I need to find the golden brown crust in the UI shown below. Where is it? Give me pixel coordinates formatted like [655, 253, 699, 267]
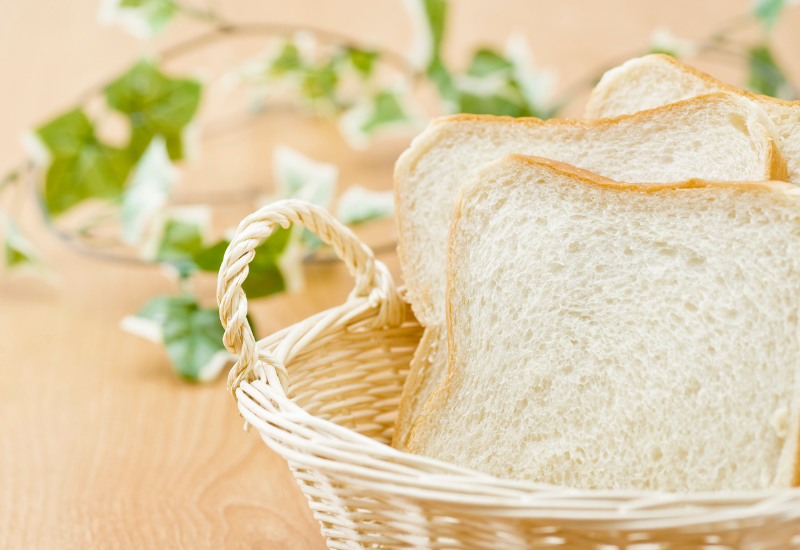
[504, 155, 795, 194]
[647, 54, 800, 109]
[405, 180, 466, 454]
[392, 325, 442, 449]
[435, 91, 745, 127]
[394, 91, 788, 321]
[768, 139, 790, 182]
[586, 54, 800, 118]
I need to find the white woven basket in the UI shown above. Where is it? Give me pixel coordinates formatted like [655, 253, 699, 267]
[217, 199, 800, 549]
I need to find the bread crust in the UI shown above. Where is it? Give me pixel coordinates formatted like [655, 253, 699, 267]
[406, 155, 800, 470]
[396, 93, 789, 452]
[392, 324, 443, 449]
[586, 54, 794, 185]
[395, 93, 787, 322]
[586, 54, 800, 116]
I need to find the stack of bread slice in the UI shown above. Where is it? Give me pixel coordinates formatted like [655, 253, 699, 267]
[392, 55, 800, 492]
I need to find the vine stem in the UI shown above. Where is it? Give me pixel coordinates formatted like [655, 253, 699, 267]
[74, 20, 419, 106]
[0, 167, 21, 196]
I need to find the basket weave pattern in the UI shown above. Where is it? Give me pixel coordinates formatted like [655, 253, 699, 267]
[217, 200, 800, 549]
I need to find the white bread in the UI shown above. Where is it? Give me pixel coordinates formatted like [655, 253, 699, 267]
[392, 92, 787, 449]
[585, 54, 800, 182]
[406, 155, 800, 491]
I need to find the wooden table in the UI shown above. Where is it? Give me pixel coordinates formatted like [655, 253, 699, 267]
[2, 1, 799, 548]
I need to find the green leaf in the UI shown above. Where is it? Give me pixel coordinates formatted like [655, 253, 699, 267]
[36, 108, 94, 157]
[125, 295, 229, 380]
[504, 33, 559, 119]
[347, 47, 379, 77]
[256, 223, 292, 256]
[468, 49, 513, 77]
[300, 62, 339, 102]
[407, 0, 458, 108]
[192, 239, 229, 272]
[105, 0, 177, 38]
[105, 59, 201, 161]
[193, 225, 291, 298]
[193, 225, 291, 271]
[5, 244, 28, 268]
[336, 185, 394, 225]
[269, 42, 303, 75]
[361, 91, 409, 133]
[156, 218, 204, 274]
[3, 219, 39, 270]
[162, 302, 227, 380]
[421, 0, 447, 58]
[428, 58, 459, 108]
[458, 91, 529, 117]
[748, 45, 797, 99]
[36, 109, 132, 216]
[273, 146, 338, 207]
[649, 47, 678, 57]
[241, 258, 285, 298]
[120, 136, 177, 245]
[754, 0, 788, 29]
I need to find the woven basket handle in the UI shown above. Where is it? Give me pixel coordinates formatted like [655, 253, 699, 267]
[217, 199, 402, 396]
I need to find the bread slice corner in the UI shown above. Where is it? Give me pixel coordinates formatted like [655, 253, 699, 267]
[585, 54, 800, 183]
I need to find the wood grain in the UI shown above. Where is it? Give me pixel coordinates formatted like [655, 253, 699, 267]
[1, 1, 800, 548]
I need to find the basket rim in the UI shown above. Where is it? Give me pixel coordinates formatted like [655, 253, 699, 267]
[238, 376, 800, 529]
[219, 199, 800, 534]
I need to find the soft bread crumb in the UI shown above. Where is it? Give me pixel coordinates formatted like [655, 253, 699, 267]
[406, 156, 800, 492]
[392, 92, 787, 449]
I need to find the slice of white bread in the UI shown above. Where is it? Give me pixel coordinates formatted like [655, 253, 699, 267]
[406, 155, 800, 491]
[585, 54, 800, 182]
[392, 92, 787, 449]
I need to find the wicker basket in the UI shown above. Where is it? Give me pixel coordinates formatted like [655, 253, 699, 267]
[217, 199, 800, 549]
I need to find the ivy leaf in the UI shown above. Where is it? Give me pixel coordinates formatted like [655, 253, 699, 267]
[98, 0, 177, 39]
[192, 239, 229, 272]
[273, 146, 338, 207]
[269, 41, 303, 75]
[427, 58, 460, 108]
[272, 146, 337, 251]
[2, 216, 45, 272]
[141, 207, 209, 276]
[156, 218, 204, 275]
[300, 62, 339, 102]
[419, 0, 456, 106]
[361, 91, 409, 133]
[120, 295, 232, 381]
[35, 109, 132, 216]
[105, 59, 201, 161]
[346, 47, 379, 77]
[239, 256, 285, 298]
[504, 33, 559, 119]
[748, 45, 797, 99]
[458, 90, 529, 117]
[337, 185, 394, 225]
[339, 91, 416, 149]
[404, 0, 457, 108]
[120, 136, 178, 245]
[194, 225, 292, 299]
[753, 0, 796, 29]
[421, 0, 447, 61]
[467, 49, 513, 77]
[162, 302, 228, 381]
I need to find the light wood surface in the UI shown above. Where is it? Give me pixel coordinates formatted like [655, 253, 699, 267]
[2, 1, 800, 548]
